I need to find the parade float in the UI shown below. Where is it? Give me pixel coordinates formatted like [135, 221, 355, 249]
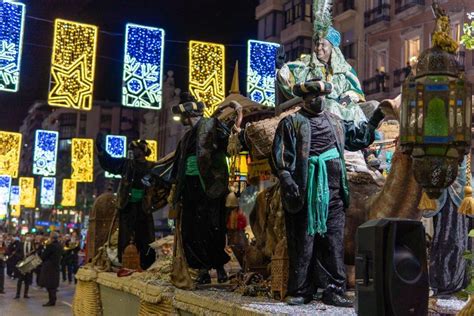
[72, 2, 474, 316]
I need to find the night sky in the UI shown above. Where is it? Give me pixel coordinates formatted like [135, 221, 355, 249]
[0, 0, 258, 131]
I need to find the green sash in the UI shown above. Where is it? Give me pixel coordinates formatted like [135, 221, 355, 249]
[185, 155, 205, 189]
[307, 147, 341, 236]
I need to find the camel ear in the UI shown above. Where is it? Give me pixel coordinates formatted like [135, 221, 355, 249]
[379, 95, 400, 122]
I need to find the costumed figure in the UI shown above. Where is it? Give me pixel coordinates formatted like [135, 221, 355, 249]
[168, 93, 231, 284]
[272, 73, 385, 307]
[277, 0, 380, 178]
[96, 137, 157, 270]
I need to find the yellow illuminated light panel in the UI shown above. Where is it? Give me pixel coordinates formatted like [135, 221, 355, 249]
[71, 138, 94, 182]
[61, 179, 76, 207]
[0, 131, 21, 178]
[189, 40, 225, 117]
[48, 19, 98, 111]
[146, 140, 158, 162]
[25, 188, 36, 208]
[10, 204, 20, 217]
[19, 177, 34, 206]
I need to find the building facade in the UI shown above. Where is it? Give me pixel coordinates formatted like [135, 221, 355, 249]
[255, 0, 474, 100]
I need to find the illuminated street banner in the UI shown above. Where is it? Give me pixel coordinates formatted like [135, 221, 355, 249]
[0, 175, 11, 209]
[33, 130, 59, 176]
[40, 177, 55, 206]
[61, 179, 76, 207]
[19, 176, 34, 206]
[247, 40, 280, 107]
[71, 138, 94, 182]
[25, 188, 36, 208]
[122, 24, 165, 110]
[9, 185, 19, 205]
[105, 135, 127, 178]
[48, 19, 98, 110]
[145, 139, 157, 162]
[189, 40, 225, 117]
[0, 131, 22, 178]
[0, 1, 25, 92]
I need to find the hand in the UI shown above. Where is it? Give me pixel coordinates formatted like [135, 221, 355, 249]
[369, 106, 385, 128]
[279, 172, 300, 199]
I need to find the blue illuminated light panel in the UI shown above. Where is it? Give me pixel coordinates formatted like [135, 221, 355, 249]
[9, 185, 19, 205]
[247, 40, 280, 107]
[0, 1, 25, 92]
[40, 177, 55, 206]
[122, 23, 165, 110]
[0, 175, 11, 206]
[105, 135, 127, 178]
[33, 130, 59, 176]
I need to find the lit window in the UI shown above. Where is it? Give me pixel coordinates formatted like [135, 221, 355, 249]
[405, 37, 420, 66]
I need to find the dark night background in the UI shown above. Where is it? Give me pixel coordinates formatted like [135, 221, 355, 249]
[0, 0, 258, 131]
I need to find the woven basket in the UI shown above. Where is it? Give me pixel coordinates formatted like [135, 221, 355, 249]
[244, 107, 299, 160]
[72, 279, 102, 316]
[271, 238, 288, 301]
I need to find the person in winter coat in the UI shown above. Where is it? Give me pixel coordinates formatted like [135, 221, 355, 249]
[39, 232, 63, 306]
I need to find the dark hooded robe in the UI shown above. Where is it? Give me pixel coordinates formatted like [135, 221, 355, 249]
[272, 108, 378, 298]
[170, 117, 231, 270]
[97, 143, 157, 270]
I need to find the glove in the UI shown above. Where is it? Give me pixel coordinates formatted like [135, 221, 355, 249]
[368, 106, 385, 128]
[141, 174, 153, 187]
[279, 171, 300, 199]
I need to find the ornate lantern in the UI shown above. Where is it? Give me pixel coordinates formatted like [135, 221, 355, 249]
[400, 6, 472, 198]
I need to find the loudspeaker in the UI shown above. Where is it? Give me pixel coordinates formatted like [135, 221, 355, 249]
[355, 218, 428, 316]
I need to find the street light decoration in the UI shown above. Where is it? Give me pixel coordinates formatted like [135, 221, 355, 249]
[122, 23, 165, 110]
[19, 176, 34, 206]
[247, 40, 280, 107]
[0, 175, 11, 211]
[0, 131, 22, 178]
[0, 0, 25, 92]
[399, 3, 472, 198]
[145, 139, 157, 162]
[48, 19, 98, 111]
[9, 185, 19, 206]
[61, 179, 76, 207]
[40, 177, 56, 206]
[33, 130, 59, 176]
[105, 135, 126, 178]
[71, 138, 94, 182]
[189, 40, 225, 117]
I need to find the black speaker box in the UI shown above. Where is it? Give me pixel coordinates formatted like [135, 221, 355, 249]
[355, 218, 429, 316]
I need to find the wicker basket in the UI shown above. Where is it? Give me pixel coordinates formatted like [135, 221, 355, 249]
[73, 279, 102, 315]
[244, 107, 299, 160]
[271, 238, 288, 301]
[138, 299, 174, 315]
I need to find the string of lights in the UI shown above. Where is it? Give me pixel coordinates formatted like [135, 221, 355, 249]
[247, 40, 280, 107]
[189, 40, 226, 117]
[33, 130, 59, 176]
[0, 1, 25, 92]
[48, 19, 98, 111]
[122, 24, 165, 110]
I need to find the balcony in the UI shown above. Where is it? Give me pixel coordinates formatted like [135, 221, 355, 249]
[457, 50, 466, 71]
[363, 74, 390, 96]
[364, 4, 390, 28]
[392, 68, 409, 88]
[395, 0, 425, 14]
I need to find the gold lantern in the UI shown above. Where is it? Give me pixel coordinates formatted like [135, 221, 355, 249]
[400, 3, 472, 198]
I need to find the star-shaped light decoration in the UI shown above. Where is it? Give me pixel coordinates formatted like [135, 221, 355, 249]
[49, 55, 93, 109]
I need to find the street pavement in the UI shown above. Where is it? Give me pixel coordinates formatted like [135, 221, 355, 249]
[0, 274, 74, 316]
